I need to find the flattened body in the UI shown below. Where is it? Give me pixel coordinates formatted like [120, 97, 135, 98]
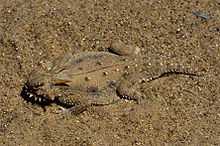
[21, 40, 199, 114]
[50, 52, 132, 92]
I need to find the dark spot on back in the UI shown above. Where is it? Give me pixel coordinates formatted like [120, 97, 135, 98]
[87, 86, 99, 93]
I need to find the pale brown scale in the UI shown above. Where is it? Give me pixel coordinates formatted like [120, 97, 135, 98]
[96, 61, 103, 65]
[103, 72, 108, 76]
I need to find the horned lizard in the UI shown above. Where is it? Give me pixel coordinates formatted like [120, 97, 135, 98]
[21, 40, 199, 114]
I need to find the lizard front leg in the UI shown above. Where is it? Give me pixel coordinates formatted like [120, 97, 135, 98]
[54, 88, 120, 115]
[54, 91, 91, 115]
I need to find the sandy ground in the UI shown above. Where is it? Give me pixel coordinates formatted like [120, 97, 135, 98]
[0, 0, 220, 145]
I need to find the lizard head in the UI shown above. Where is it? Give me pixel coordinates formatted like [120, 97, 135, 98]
[21, 70, 55, 104]
[21, 69, 72, 106]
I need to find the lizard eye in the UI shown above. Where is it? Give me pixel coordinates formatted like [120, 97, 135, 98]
[32, 82, 44, 89]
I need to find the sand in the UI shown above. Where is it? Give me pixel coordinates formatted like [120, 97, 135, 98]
[0, 0, 219, 145]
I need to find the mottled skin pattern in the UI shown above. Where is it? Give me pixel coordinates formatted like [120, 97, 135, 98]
[21, 41, 199, 114]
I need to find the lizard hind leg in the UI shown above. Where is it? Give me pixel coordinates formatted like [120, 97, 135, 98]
[116, 79, 145, 104]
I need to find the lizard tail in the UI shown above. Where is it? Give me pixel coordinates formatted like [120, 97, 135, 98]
[142, 67, 203, 83]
